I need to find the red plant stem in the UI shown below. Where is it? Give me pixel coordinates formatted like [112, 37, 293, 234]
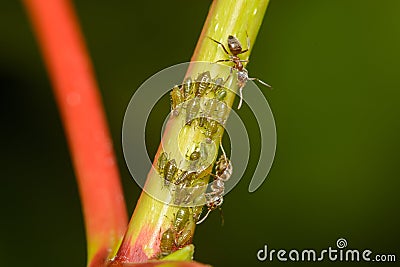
[23, 0, 128, 264]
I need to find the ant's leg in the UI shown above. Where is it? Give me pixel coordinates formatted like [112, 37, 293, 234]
[223, 66, 234, 85]
[237, 31, 251, 56]
[207, 36, 230, 55]
[214, 59, 232, 64]
[219, 140, 227, 161]
[238, 48, 249, 55]
[237, 86, 244, 109]
[248, 77, 272, 88]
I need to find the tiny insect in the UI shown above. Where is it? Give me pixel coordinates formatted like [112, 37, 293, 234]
[170, 85, 185, 116]
[157, 152, 168, 175]
[189, 151, 200, 161]
[174, 171, 197, 186]
[204, 119, 219, 144]
[182, 77, 193, 98]
[191, 206, 204, 223]
[185, 97, 200, 125]
[198, 98, 215, 127]
[196, 143, 232, 224]
[195, 71, 212, 97]
[159, 208, 193, 257]
[160, 228, 176, 256]
[172, 207, 191, 232]
[213, 77, 227, 101]
[163, 159, 178, 186]
[209, 35, 271, 109]
[174, 171, 199, 205]
[214, 100, 228, 125]
[175, 229, 192, 248]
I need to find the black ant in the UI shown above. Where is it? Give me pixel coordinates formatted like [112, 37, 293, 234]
[209, 35, 271, 109]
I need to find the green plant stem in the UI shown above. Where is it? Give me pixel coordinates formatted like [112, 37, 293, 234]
[112, 0, 270, 263]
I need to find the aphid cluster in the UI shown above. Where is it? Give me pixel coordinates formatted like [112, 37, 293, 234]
[156, 61, 238, 258]
[209, 34, 271, 109]
[159, 207, 194, 257]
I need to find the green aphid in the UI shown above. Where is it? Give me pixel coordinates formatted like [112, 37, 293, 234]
[175, 229, 192, 248]
[205, 120, 219, 143]
[160, 228, 176, 256]
[215, 88, 227, 101]
[214, 100, 228, 125]
[185, 97, 200, 125]
[163, 159, 178, 186]
[195, 71, 212, 97]
[170, 85, 185, 115]
[189, 151, 200, 161]
[191, 206, 203, 223]
[174, 171, 197, 186]
[182, 77, 193, 98]
[173, 207, 191, 232]
[157, 152, 168, 175]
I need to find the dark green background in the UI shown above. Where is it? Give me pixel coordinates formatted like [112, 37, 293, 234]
[1, 1, 399, 266]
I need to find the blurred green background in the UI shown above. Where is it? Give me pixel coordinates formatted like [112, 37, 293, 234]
[1, 0, 399, 266]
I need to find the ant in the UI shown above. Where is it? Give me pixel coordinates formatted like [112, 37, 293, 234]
[196, 142, 232, 225]
[208, 35, 271, 109]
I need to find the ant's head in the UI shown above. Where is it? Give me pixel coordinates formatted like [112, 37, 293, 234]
[227, 35, 243, 55]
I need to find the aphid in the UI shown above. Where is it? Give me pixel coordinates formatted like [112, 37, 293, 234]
[173, 207, 191, 232]
[159, 208, 193, 257]
[209, 35, 271, 109]
[198, 98, 216, 127]
[175, 229, 192, 248]
[215, 88, 227, 101]
[173, 171, 199, 205]
[189, 151, 200, 161]
[213, 77, 227, 101]
[176, 178, 208, 206]
[191, 206, 204, 223]
[182, 77, 193, 98]
[170, 85, 185, 116]
[157, 152, 168, 175]
[160, 228, 176, 256]
[197, 143, 232, 225]
[174, 171, 197, 186]
[163, 159, 178, 186]
[214, 100, 228, 125]
[198, 99, 211, 127]
[205, 119, 219, 143]
[185, 97, 200, 125]
[195, 71, 212, 97]
[198, 116, 207, 128]
[203, 98, 218, 119]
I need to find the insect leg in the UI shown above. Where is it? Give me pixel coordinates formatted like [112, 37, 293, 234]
[248, 77, 272, 88]
[208, 36, 230, 55]
[219, 140, 227, 161]
[237, 31, 250, 55]
[214, 59, 232, 64]
[237, 86, 244, 109]
[196, 209, 211, 225]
